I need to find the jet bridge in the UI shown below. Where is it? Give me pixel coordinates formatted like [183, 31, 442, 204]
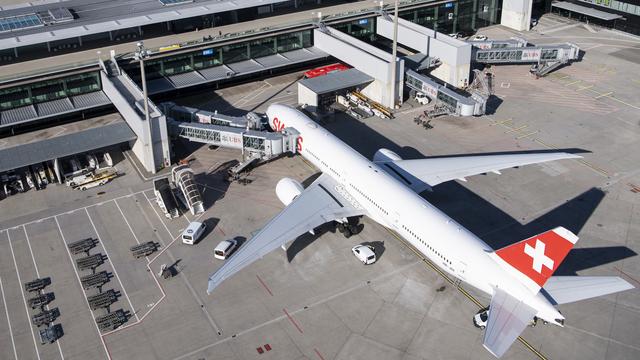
[467, 37, 528, 50]
[160, 102, 265, 130]
[171, 120, 300, 177]
[405, 70, 486, 117]
[473, 43, 580, 76]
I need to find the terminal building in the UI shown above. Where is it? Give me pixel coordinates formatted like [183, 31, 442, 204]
[0, 0, 582, 179]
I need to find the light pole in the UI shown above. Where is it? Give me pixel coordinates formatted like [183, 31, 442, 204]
[389, 0, 399, 109]
[134, 41, 155, 173]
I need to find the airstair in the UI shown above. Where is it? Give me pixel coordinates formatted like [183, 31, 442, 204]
[473, 43, 580, 76]
[171, 165, 204, 215]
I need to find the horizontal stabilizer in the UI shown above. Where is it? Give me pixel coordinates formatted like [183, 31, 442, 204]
[543, 276, 634, 305]
[483, 288, 537, 358]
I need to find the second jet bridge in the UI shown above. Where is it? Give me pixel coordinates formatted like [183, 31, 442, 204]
[473, 43, 580, 76]
[405, 70, 486, 117]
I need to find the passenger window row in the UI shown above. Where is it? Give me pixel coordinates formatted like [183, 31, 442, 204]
[401, 224, 451, 265]
[348, 183, 389, 215]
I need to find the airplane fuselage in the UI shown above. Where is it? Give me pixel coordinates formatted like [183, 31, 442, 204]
[267, 104, 563, 325]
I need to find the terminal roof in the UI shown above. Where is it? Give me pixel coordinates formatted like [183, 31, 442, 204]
[0, 119, 135, 172]
[298, 68, 374, 95]
[0, 0, 287, 50]
[551, 1, 623, 21]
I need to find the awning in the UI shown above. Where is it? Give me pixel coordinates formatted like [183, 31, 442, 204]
[298, 68, 374, 95]
[552, 2, 623, 21]
[0, 120, 136, 172]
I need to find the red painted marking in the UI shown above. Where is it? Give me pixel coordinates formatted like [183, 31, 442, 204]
[264, 344, 272, 351]
[615, 267, 640, 287]
[296, 136, 303, 152]
[496, 229, 574, 287]
[272, 117, 286, 132]
[257, 347, 264, 354]
[256, 274, 273, 296]
[283, 308, 303, 334]
[314, 348, 326, 360]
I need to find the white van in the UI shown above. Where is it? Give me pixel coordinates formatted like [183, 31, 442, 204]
[182, 221, 206, 245]
[214, 239, 238, 260]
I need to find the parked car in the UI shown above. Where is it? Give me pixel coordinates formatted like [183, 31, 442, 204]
[415, 92, 431, 105]
[473, 308, 490, 329]
[471, 34, 488, 41]
[351, 244, 376, 265]
[214, 239, 238, 260]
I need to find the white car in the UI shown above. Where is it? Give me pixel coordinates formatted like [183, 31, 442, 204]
[415, 92, 431, 105]
[473, 308, 489, 329]
[214, 239, 238, 260]
[471, 34, 488, 41]
[474, 307, 538, 329]
[351, 244, 376, 265]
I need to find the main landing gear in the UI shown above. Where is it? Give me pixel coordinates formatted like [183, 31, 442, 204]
[336, 217, 363, 238]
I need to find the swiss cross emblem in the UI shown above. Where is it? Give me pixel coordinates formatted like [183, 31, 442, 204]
[524, 239, 554, 274]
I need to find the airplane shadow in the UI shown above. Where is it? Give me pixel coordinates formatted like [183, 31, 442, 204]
[306, 111, 636, 275]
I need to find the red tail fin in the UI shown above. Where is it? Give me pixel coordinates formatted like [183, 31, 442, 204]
[495, 227, 578, 290]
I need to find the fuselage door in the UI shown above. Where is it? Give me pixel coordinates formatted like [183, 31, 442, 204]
[457, 260, 467, 280]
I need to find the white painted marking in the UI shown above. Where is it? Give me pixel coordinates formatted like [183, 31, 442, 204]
[6, 231, 42, 360]
[0, 275, 18, 360]
[0, 187, 153, 234]
[84, 208, 140, 322]
[53, 217, 110, 360]
[524, 239, 554, 273]
[23, 226, 65, 359]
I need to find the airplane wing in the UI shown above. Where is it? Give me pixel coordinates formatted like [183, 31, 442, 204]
[543, 276, 634, 305]
[386, 153, 581, 188]
[483, 288, 537, 358]
[207, 174, 364, 294]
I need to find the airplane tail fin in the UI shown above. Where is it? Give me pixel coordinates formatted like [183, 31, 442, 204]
[495, 227, 578, 293]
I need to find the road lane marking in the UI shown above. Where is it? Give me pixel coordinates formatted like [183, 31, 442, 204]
[84, 208, 140, 322]
[7, 230, 42, 360]
[54, 217, 109, 360]
[0, 275, 18, 360]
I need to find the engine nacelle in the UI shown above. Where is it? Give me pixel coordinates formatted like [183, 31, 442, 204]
[373, 148, 402, 163]
[275, 177, 304, 206]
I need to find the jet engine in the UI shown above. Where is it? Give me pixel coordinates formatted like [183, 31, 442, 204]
[373, 148, 402, 163]
[275, 177, 304, 206]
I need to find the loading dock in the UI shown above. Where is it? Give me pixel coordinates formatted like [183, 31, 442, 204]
[297, 68, 374, 113]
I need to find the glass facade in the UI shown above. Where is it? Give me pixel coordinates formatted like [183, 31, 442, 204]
[0, 72, 101, 111]
[400, 0, 502, 34]
[124, 29, 313, 83]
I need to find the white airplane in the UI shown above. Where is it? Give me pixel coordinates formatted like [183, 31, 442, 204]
[208, 104, 634, 357]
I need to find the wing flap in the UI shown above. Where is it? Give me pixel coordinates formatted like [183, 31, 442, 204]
[207, 174, 363, 294]
[392, 153, 581, 187]
[483, 288, 537, 358]
[543, 276, 634, 305]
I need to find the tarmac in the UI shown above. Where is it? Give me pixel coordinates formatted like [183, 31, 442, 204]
[0, 13, 639, 360]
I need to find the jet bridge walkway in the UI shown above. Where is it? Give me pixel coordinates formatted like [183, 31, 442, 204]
[473, 43, 580, 76]
[170, 118, 300, 178]
[467, 37, 528, 50]
[405, 70, 487, 117]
